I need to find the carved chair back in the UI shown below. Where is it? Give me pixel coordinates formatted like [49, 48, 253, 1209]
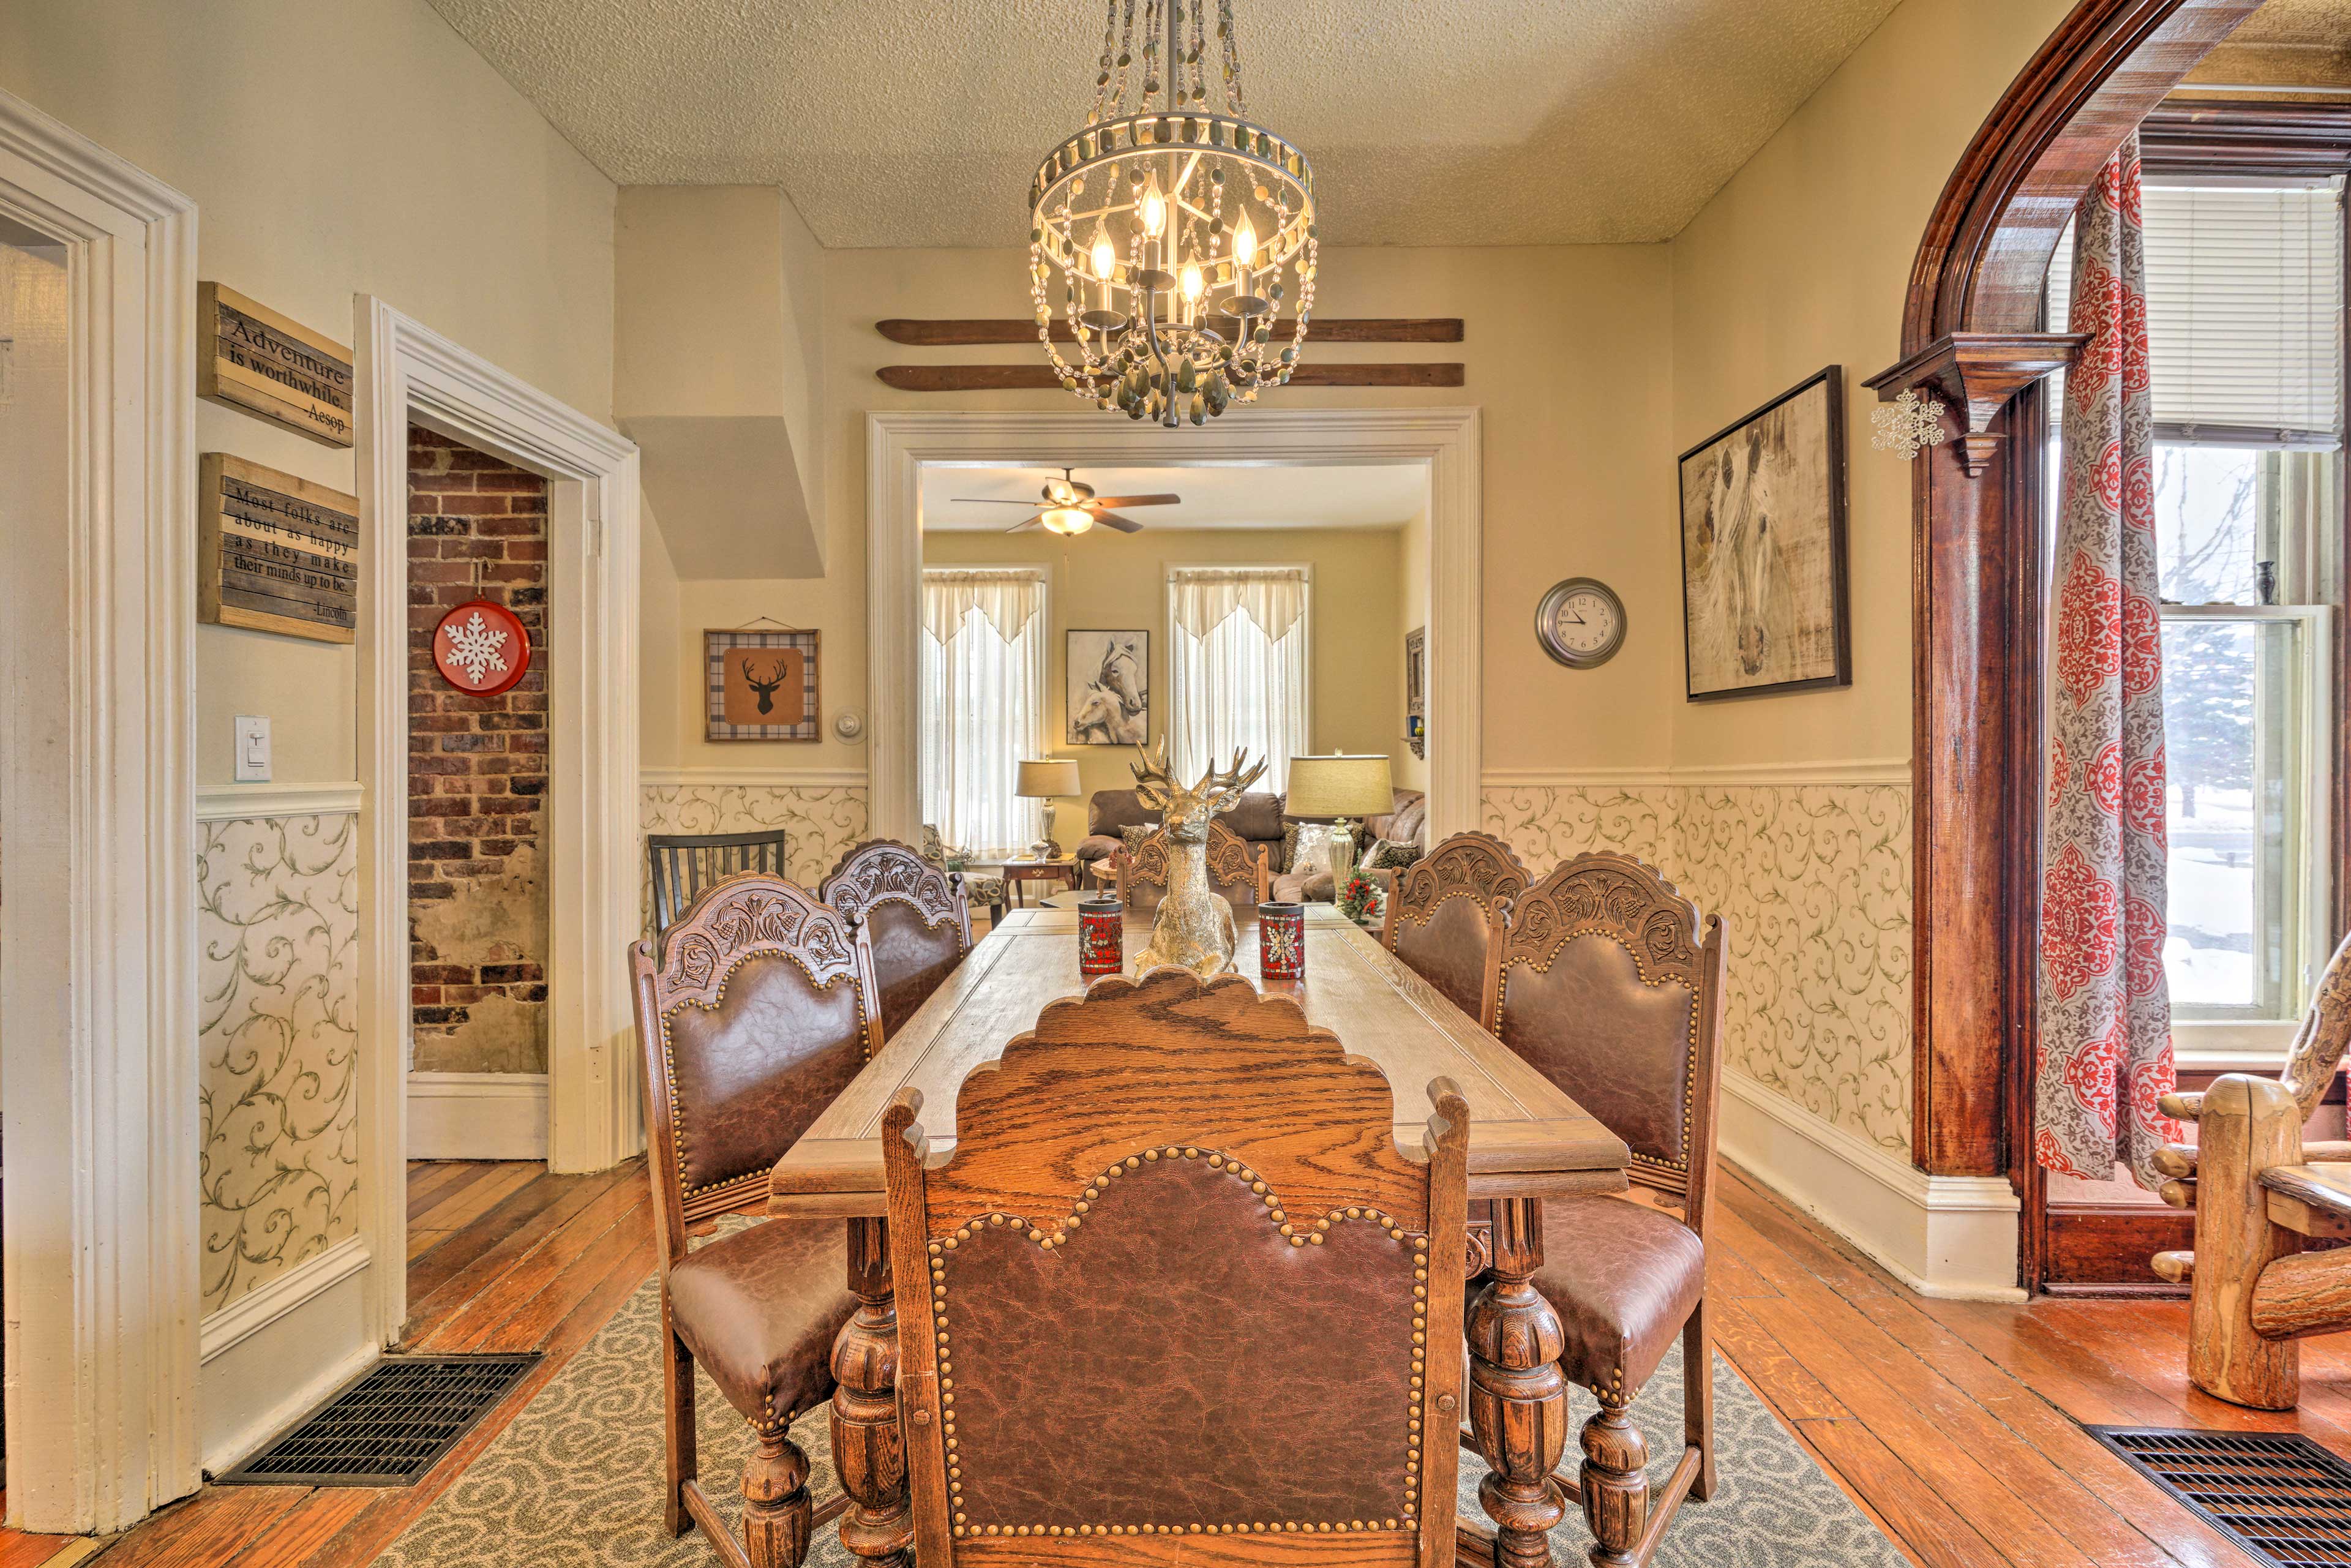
[1491, 852, 1726, 1234]
[647, 828, 791, 939]
[1380, 831, 1530, 1026]
[2279, 927, 2351, 1122]
[881, 968, 1468, 1562]
[820, 839, 972, 1042]
[628, 872, 882, 1260]
[1113, 818, 1268, 920]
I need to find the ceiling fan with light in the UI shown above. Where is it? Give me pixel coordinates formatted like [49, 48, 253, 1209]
[952, 467, 1180, 535]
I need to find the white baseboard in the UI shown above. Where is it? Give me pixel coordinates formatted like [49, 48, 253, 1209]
[198, 1240, 377, 1474]
[408, 1071, 549, 1160]
[1717, 1071, 2025, 1302]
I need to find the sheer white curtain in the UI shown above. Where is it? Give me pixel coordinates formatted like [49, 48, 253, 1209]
[1167, 566, 1310, 793]
[921, 569, 1046, 858]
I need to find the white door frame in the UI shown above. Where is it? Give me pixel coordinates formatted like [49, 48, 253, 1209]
[0, 93, 200, 1532]
[353, 298, 641, 1353]
[868, 408, 1482, 841]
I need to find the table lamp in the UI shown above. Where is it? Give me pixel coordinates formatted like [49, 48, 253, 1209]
[1283, 753, 1394, 887]
[1016, 758, 1084, 861]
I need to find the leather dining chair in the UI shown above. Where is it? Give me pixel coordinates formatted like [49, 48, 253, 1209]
[628, 872, 886, 1568]
[1380, 830, 1530, 1024]
[1487, 851, 1727, 1566]
[820, 838, 973, 1042]
[878, 966, 1470, 1561]
[1106, 817, 1271, 920]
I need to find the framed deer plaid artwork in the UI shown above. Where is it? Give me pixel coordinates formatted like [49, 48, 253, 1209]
[705, 626, 820, 741]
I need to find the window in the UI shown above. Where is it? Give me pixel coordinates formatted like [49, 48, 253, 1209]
[1166, 565, 1310, 793]
[920, 569, 1046, 860]
[2049, 176, 2343, 1035]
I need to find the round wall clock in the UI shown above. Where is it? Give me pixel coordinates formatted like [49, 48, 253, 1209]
[432, 598, 532, 696]
[1534, 578, 1627, 669]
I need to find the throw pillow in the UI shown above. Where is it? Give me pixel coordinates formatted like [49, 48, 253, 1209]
[1120, 823, 1157, 856]
[1283, 822, 1348, 881]
[1363, 837, 1422, 872]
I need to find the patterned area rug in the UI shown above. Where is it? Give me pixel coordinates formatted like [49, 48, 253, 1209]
[378, 1225, 1905, 1567]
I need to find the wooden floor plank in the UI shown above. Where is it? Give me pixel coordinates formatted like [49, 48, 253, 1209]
[1716, 1207, 2118, 1568]
[1797, 1417, 2012, 1568]
[1717, 1175, 2255, 1568]
[402, 1160, 487, 1220]
[413, 1177, 649, 1353]
[402, 1161, 640, 1343]
[0, 1532, 83, 1568]
[1708, 1297, 1851, 1422]
[406, 1161, 541, 1241]
[224, 1490, 377, 1568]
[88, 1486, 309, 1567]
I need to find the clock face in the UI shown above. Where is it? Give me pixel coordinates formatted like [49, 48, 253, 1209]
[1536, 579, 1627, 669]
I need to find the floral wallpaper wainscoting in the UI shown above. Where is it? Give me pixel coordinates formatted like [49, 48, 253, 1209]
[197, 812, 361, 1316]
[1482, 775, 1913, 1157]
[640, 780, 870, 925]
[1483, 784, 1676, 870]
[1678, 784, 1913, 1155]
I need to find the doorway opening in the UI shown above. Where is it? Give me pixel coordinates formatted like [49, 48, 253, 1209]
[915, 460, 1433, 929]
[402, 428, 553, 1285]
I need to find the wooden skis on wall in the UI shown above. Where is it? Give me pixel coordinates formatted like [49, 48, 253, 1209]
[878, 317, 1462, 344]
[877, 362, 1463, 391]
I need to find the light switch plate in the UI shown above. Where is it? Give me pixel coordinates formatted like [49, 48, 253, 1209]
[233, 715, 272, 783]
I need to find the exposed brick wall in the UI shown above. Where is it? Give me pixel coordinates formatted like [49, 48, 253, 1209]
[407, 427, 550, 1073]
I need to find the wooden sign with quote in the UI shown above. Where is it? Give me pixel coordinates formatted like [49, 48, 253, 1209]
[199, 454, 358, 643]
[197, 282, 354, 448]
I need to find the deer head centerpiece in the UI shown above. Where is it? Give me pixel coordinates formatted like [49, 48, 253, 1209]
[1127, 740, 1267, 978]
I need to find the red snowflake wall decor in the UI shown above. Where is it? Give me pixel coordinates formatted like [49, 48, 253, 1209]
[432, 599, 531, 696]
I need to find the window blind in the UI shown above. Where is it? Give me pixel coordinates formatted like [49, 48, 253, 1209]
[2047, 178, 2344, 446]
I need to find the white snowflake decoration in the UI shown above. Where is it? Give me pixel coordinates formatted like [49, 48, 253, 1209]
[441, 610, 510, 684]
[1871, 387, 1951, 460]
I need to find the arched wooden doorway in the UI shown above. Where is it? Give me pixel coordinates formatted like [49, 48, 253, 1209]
[1864, 0, 2273, 1288]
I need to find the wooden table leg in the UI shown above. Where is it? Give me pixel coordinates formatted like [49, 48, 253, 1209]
[1467, 1196, 1567, 1568]
[830, 1217, 913, 1567]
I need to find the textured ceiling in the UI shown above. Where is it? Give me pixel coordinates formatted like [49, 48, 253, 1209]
[424, 0, 1904, 246]
[920, 463, 1424, 530]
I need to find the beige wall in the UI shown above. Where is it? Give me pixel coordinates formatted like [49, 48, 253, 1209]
[1395, 508, 1432, 792]
[653, 243, 1679, 789]
[1665, 0, 2075, 770]
[921, 527, 1403, 847]
[0, 0, 618, 786]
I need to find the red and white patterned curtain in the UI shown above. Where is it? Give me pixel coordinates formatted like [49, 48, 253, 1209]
[2037, 135, 2181, 1191]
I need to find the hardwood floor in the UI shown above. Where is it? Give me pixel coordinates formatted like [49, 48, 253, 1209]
[35, 1155, 2351, 1566]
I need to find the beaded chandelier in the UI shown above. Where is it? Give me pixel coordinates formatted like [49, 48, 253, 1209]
[1028, 0, 1317, 427]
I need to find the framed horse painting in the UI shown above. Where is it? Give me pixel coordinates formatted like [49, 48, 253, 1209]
[1067, 628, 1149, 745]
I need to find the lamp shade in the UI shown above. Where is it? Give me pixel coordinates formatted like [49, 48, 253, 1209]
[1016, 759, 1083, 799]
[1283, 754, 1394, 819]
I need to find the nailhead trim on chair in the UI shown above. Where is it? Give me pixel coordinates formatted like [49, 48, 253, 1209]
[658, 951, 875, 1202]
[926, 1145, 1428, 1539]
[1494, 932, 1700, 1181]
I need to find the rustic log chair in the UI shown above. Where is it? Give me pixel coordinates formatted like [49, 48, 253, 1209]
[1104, 817, 1272, 919]
[879, 966, 1470, 1562]
[648, 828, 792, 938]
[1379, 830, 1531, 1026]
[628, 872, 885, 1568]
[2151, 928, 2351, 1411]
[1485, 852, 1727, 1566]
[820, 839, 973, 1043]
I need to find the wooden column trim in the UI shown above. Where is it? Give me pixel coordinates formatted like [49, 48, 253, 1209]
[1880, 0, 2260, 1208]
[1864, 332, 2086, 477]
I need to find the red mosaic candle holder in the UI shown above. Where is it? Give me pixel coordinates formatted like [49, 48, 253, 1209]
[1078, 897, 1125, 977]
[1258, 901, 1306, 979]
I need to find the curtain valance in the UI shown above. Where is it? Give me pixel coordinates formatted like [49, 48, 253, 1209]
[1168, 567, 1307, 642]
[923, 570, 1044, 645]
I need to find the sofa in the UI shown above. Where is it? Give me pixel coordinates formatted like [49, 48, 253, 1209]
[1073, 786, 1426, 904]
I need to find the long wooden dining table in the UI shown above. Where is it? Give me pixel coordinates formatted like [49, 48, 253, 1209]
[768, 904, 1630, 1567]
